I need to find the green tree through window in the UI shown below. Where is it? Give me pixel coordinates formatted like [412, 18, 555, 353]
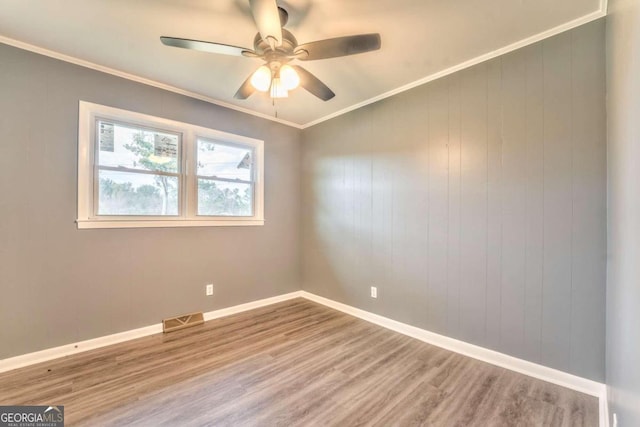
[98, 129, 178, 216]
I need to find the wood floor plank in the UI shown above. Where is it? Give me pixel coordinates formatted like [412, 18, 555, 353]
[0, 298, 598, 426]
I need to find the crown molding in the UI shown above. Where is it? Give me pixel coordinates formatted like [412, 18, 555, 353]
[0, 34, 303, 130]
[0, 2, 607, 131]
[301, 5, 608, 129]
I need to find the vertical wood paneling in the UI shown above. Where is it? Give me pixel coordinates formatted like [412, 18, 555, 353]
[390, 96, 411, 323]
[541, 32, 574, 373]
[350, 113, 373, 305]
[387, 93, 430, 326]
[523, 44, 545, 364]
[370, 103, 395, 313]
[361, 107, 378, 312]
[458, 64, 488, 345]
[405, 91, 431, 328]
[569, 21, 606, 378]
[343, 120, 357, 301]
[301, 21, 606, 381]
[500, 50, 528, 358]
[447, 74, 462, 337]
[486, 58, 503, 350]
[427, 79, 450, 333]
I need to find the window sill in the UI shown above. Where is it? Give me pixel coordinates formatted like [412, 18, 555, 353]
[76, 218, 265, 229]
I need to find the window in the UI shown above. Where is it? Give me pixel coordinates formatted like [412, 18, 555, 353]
[78, 101, 264, 229]
[196, 139, 254, 217]
[96, 120, 182, 216]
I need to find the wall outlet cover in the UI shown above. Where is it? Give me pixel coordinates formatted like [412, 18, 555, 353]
[206, 284, 214, 296]
[371, 286, 378, 299]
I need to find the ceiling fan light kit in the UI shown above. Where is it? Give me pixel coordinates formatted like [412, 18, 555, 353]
[279, 64, 300, 91]
[249, 63, 300, 98]
[160, 0, 381, 102]
[270, 77, 288, 98]
[250, 65, 272, 92]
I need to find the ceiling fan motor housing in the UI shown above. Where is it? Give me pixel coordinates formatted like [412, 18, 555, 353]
[253, 29, 298, 57]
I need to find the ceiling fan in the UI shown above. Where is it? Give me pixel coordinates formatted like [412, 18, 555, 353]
[160, 0, 381, 101]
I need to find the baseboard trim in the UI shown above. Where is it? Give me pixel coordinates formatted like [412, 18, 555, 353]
[299, 291, 609, 427]
[0, 323, 163, 375]
[0, 291, 304, 374]
[0, 289, 608, 426]
[202, 291, 304, 322]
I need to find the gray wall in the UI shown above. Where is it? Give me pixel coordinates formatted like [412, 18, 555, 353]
[0, 43, 302, 359]
[606, 0, 640, 424]
[301, 21, 606, 381]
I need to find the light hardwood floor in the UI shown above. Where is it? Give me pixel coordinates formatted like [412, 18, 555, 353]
[0, 298, 598, 426]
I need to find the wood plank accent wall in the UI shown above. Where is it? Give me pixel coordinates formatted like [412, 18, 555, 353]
[301, 20, 606, 381]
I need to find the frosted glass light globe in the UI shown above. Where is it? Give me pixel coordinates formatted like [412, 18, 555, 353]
[280, 64, 300, 90]
[251, 66, 272, 92]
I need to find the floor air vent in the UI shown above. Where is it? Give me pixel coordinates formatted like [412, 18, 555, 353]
[162, 312, 204, 333]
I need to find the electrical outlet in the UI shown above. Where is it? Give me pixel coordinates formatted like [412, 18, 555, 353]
[370, 286, 378, 299]
[206, 284, 214, 296]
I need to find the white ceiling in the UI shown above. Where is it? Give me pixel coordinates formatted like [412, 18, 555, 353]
[0, 0, 605, 127]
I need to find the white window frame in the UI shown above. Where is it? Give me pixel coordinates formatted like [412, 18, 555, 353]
[77, 101, 265, 229]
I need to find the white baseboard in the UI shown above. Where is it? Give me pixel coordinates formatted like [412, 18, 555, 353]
[0, 323, 163, 375]
[0, 289, 608, 426]
[202, 291, 304, 322]
[0, 291, 303, 374]
[299, 291, 609, 427]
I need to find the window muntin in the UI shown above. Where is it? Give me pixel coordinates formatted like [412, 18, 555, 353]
[77, 101, 264, 229]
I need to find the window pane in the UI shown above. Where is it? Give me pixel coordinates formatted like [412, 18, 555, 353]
[197, 139, 252, 181]
[198, 179, 253, 217]
[98, 120, 180, 173]
[98, 170, 179, 216]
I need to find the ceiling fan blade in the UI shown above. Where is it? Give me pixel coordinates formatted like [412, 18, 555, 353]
[160, 36, 255, 57]
[295, 34, 381, 61]
[249, 0, 283, 48]
[234, 72, 257, 99]
[290, 65, 335, 101]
